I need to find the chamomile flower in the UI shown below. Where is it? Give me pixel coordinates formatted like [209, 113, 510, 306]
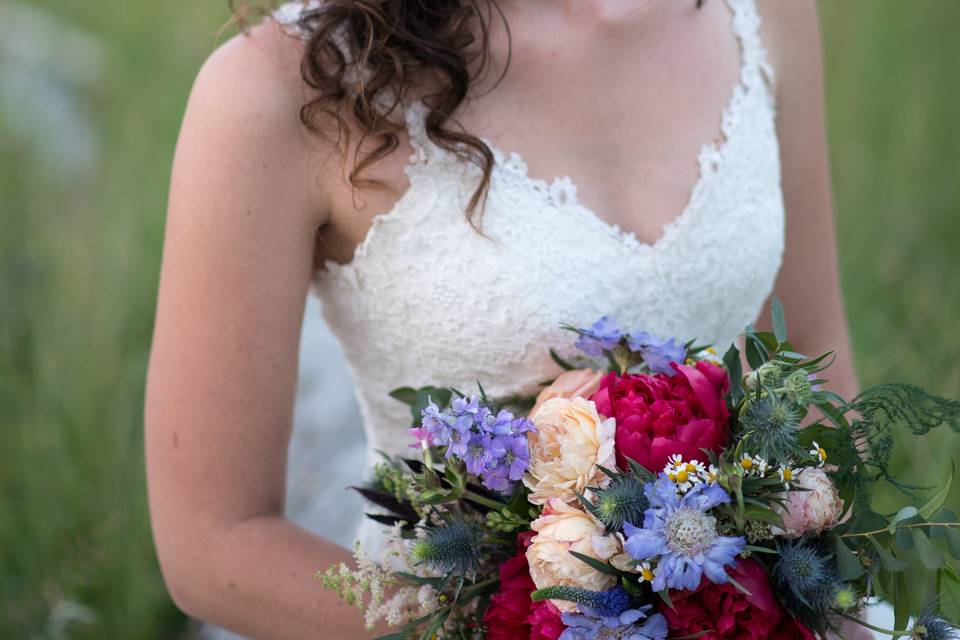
[777, 464, 800, 489]
[700, 347, 724, 365]
[809, 441, 827, 467]
[700, 464, 720, 485]
[637, 561, 655, 583]
[754, 456, 769, 476]
[739, 453, 769, 476]
[663, 457, 705, 493]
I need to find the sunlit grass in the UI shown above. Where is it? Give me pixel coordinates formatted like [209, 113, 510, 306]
[0, 1, 957, 637]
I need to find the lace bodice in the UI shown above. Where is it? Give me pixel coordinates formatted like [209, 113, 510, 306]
[276, 0, 784, 466]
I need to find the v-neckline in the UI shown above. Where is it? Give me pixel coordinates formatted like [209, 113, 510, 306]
[471, 1, 752, 254]
[318, 0, 769, 275]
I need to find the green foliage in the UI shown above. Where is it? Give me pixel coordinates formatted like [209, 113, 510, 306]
[3, 2, 960, 638]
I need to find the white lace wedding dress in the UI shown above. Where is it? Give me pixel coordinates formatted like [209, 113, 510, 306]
[206, 0, 794, 637]
[299, 0, 785, 554]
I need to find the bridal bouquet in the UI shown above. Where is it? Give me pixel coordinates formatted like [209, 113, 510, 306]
[319, 299, 960, 640]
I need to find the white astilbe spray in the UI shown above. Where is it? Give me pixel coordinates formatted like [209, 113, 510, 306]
[317, 522, 441, 631]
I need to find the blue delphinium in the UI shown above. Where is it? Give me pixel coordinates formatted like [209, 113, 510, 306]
[573, 316, 685, 375]
[416, 395, 535, 493]
[575, 316, 625, 356]
[622, 474, 745, 592]
[559, 604, 668, 640]
[627, 332, 687, 375]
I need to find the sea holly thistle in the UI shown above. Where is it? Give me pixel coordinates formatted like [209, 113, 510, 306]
[576, 465, 649, 533]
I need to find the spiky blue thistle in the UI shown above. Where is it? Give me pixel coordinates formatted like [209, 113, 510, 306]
[583, 473, 649, 533]
[738, 393, 803, 462]
[911, 602, 960, 640]
[531, 585, 632, 618]
[410, 517, 484, 574]
[771, 540, 841, 617]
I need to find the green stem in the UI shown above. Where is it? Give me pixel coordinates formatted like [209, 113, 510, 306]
[840, 613, 912, 636]
[463, 490, 507, 512]
[840, 522, 960, 539]
[457, 577, 499, 603]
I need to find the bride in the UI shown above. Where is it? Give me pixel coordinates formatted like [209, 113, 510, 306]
[145, 0, 862, 637]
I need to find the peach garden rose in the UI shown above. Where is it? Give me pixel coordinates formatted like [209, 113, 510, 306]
[523, 396, 616, 506]
[525, 498, 620, 611]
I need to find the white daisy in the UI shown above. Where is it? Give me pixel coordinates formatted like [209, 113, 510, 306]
[637, 561, 655, 584]
[700, 464, 720, 485]
[809, 441, 827, 467]
[778, 463, 801, 489]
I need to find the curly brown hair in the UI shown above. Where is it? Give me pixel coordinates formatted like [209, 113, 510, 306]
[231, 0, 508, 221]
[231, 1, 704, 223]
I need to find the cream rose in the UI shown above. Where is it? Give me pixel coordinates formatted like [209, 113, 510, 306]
[773, 467, 845, 538]
[523, 397, 616, 505]
[529, 369, 605, 418]
[525, 498, 620, 610]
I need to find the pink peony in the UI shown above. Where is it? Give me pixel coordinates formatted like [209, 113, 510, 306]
[660, 558, 816, 640]
[773, 468, 845, 538]
[590, 361, 731, 472]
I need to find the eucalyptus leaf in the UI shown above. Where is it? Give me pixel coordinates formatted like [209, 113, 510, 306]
[929, 508, 957, 538]
[723, 343, 744, 403]
[745, 335, 767, 369]
[388, 386, 419, 406]
[893, 572, 910, 638]
[890, 506, 920, 531]
[919, 462, 955, 520]
[771, 295, 788, 343]
[928, 509, 960, 559]
[834, 537, 865, 580]
[868, 536, 910, 572]
[912, 528, 945, 570]
[938, 566, 960, 625]
[411, 387, 451, 425]
[895, 526, 914, 551]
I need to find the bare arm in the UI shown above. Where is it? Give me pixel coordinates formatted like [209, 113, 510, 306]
[758, 0, 859, 400]
[145, 24, 372, 639]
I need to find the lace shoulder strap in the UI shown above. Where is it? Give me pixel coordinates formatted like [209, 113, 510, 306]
[271, 1, 321, 39]
[725, 0, 776, 89]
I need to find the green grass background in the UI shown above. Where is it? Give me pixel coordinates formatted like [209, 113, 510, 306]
[1, 1, 957, 637]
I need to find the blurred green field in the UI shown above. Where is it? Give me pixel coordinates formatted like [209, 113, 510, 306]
[1, 1, 957, 638]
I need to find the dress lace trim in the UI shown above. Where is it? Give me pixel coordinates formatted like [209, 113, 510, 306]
[316, 0, 776, 279]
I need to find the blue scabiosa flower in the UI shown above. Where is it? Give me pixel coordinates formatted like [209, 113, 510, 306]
[627, 332, 686, 375]
[622, 474, 745, 591]
[575, 316, 625, 356]
[559, 604, 668, 640]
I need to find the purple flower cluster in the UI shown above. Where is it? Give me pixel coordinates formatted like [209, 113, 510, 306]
[627, 332, 686, 376]
[574, 316, 625, 356]
[412, 395, 535, 493]
[575, 316, 686, 375]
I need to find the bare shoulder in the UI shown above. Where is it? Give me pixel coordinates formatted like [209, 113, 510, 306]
[755, 0, 823, 84]
[173, 18, 334, 226]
